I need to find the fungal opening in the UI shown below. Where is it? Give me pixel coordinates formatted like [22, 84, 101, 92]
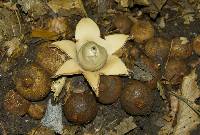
[77, 41, 108, 72]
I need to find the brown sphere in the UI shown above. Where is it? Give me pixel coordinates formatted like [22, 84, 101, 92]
[164, 59, 188, 85]
[28, 103, 46, 119]
[145, 37, 170, 63]
[27, 126, 55, 135]
[114, 15, 132, 34]
[35, 42, 68, 75]
[98, 76, 122, 104]
[64, 91, 98, 124]
[130, 20, 154, 43]
[170, 37, 192, 59]
[3, 90, 31, 116]
[120, 80, 154, 115]
[14, 64, 51, 101]
[193, 35, 200, 55]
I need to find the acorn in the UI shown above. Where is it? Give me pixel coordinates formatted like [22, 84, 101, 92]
[98, 76, 122, 104]
[27, 126, 55, 135]
[120, 80, 154, 115]
[63, 88, 98, 124]
[35, 42, 68, 75]
[114, 15, 133, 34]
[3, 90, 31, 116]
[130, 19, 154, 43]
[192, 35, 200, 55]
[144, 37, 170, 63]
[28, 103, 46, 119]
[14, 63, 51, 101]
[163, 59, 188, 85]
[170, 37, 192, 59]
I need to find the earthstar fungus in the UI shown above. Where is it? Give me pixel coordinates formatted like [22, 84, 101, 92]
[52, 18, 129, 96]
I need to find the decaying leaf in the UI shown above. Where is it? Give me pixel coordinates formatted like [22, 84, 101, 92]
[157, 81, 166, 100]
[173, 70, 200, 135]
[17, 0, 48, 18]
[31, 28, 59, 40]
[143, 0, 167, 19]
[48, 0, 87, 16]
[159, 70, 200, 135]
[108, 116, 137, 135]
[115, 0, 133, 8]
[158, 93, 180, 135]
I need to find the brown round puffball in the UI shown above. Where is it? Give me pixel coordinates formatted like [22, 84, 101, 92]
[3, 90, 31, 116]
[98, 76, 122, 104]
[64, 91, 98, 124]
[120, 80, 154, 115]
[14, 64, 51, 101]
[130, 20, 154, 43]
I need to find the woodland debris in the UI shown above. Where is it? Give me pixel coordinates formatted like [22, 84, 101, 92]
[48, 0, 87, 16]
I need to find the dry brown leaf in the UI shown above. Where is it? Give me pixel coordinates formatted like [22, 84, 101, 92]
[48, 0, 87, 16]
[158, 94, 180, 135]
[159, 70, 200, 135]
[31, 28, 59, 40]
[108, 116, 137, 135]
[173, 70, 200, 135]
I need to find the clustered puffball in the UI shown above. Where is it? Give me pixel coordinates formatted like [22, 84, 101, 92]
[114, 14, 133, 34]
[170, 37, 192, 59]
[130, 19, 155, 43]
[28, 103, 46, 120]
[120, 80, 154, 115]
[14, 64, 51, 101]
[144, 37, 170, 63]
[3, 90, 31, 116]
[163, 59, 188, 85]
[98, 76, 122, 104]
[63, 89, 98, 124]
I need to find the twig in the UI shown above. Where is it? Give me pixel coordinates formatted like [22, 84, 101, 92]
[0, 121, 7, 135]
[169, 91, 200, 117]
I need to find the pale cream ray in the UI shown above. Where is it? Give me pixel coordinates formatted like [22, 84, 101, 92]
[75, 18, 100, 41]
[83, 71, 100, 96]
[53, 59, 82, 78]
[103, 34, 129, 54]
[76, 37, 106, 51]
[52, 40, 77, 59]
[99, 55, 129, 75]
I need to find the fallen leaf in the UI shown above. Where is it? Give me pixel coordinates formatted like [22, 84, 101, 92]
[108, 116, 137, 135]
[158, 94, 180, 135]
[31, 28, 59, 40]
[173, 70, 200, 135]
[48, 0, 87, 16]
